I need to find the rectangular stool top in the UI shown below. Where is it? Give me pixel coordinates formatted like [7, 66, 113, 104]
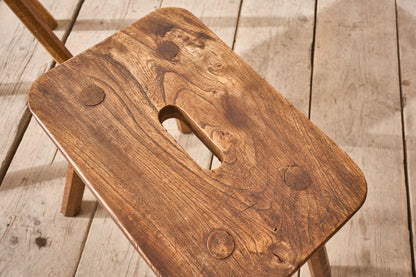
[29, 8, 366, 277]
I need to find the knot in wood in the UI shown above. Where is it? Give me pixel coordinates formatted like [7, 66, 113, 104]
[80, 86, 105, 106]
[207, 229, 235, 259]
[157, 41, 179, 60]
[283, 166, 311, 190]
[269, 242, 294, 267]
[213, 62, 224, 70]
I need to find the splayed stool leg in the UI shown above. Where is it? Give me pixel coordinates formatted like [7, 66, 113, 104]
[308, 245, 331, 277]
[61, 166, 85, 217]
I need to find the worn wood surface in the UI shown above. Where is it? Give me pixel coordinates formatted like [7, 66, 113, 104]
[233, 0, 315, 116]
[26, 0, 57, 29]
[69, 1, 162, 276]
[3, 0, 72, 63]
[2, 0, 415, 275]
[29, 8, 366, 276]
[61, 165, 85, 216]
[211, 0, 316, 186]
[307, 246, 331, 277]
[0, 0, 78, 183]
[75, 0, 241, 275]
[0, 118, 97, 276]
[0, 0, 97, 276]
[397, 0, 416, 266]
[301, 0, 413, 276]
[233, 2, 316, 274]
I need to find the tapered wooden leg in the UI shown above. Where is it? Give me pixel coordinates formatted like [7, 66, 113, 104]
[61, 166, 85, 217]
[4, 0, 72, 64]
[307, 245, 331, 277]
[26, 0, 57, 29]
[176, 119, 192, 134]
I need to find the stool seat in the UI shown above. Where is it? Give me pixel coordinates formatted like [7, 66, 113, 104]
[28, 8, 366, 276]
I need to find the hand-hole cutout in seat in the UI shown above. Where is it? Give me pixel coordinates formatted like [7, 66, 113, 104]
[159, 105, 222, 170]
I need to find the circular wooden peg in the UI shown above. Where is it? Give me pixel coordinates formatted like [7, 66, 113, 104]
[80, 86, 105, 106]
[283, 166, 312, 190]
[207, 229, 235, 259]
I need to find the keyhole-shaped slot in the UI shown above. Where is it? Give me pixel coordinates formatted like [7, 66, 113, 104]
[159, 105, 222, 170]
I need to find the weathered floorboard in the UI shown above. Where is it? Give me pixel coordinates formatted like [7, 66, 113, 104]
[233, 0, 315, 116]
[0, 0, 79, 183]
[3, 0, 73, 64]
[0, 118, 97, 276]
[75, 1, 241, 275]
[0, 0, 98, 276]
[397, 0, 416, 268]
[301, 0, 412, 276]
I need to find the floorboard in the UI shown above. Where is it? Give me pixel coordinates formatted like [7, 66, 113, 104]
[301, 0, 412, 276]
[397, 0, 416, 272]
[233, 0, 315, 115]
[0, 118, 97, 276]
[0, 1, 98, 276]
[0, 0, 80, 183]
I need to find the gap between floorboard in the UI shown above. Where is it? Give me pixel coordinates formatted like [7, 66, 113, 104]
[0, 0, 86, 187]
[394, 0, 416, 275]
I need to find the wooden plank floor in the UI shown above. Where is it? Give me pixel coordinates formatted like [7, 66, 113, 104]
[0, 0, 414, 276]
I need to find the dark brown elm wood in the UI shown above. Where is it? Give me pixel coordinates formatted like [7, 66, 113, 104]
[176, 118, 192, 134]
[61, 166, 86, 217]
[26, 0, 58, 29]
[307, 246, 331, 277]
[28, 8, 367, 277]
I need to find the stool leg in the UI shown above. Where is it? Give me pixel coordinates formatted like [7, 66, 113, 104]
[3, 0, 72, 64]
[307, 245, 331, 277]
[61, 166, 85, 217]
[176, 119, 192, 134]
[26, 0, 57, 29]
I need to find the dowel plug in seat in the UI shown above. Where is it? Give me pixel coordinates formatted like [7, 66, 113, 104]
[28, 8, 367, 277]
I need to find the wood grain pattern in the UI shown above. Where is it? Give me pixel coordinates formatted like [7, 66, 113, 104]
[0, 0, 78, 183]
[3, 0, 72, 63]
[4, 0, 82, 220]
[68, 1, 162, 275]
[75, 1, 241, 275]
[0, 1, 97, 275]
[233, 4, 318, 273]
[29, 8, 366, 276]
[397, 0, 416, 264]
[66, 1, 163, 276]
[233, 0, 315, 116]
[61, 165, 85, 216]
[301, 0, 413, 276]
[0, 118, 97, 276]
[26, 0, 57, 29]
[307, 246, 331, 277]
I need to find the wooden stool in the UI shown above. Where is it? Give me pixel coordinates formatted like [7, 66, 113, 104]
[28, 8, 367, 277]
